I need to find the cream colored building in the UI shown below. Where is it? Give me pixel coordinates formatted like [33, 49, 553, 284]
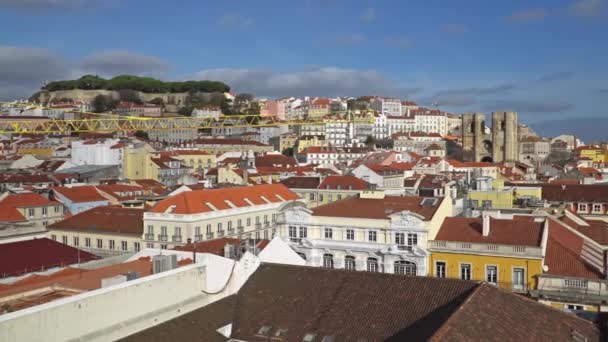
[48, 206, 144, 256]
[279, 191, 454, 275]
[143, 184, 302, 249]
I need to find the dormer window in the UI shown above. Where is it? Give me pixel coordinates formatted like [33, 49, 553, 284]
[165, 205, 176, 213]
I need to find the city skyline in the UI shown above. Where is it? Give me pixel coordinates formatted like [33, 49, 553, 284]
[1, 0, 607, 140]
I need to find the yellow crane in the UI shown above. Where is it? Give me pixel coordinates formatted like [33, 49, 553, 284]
[0, 102, 374, 134]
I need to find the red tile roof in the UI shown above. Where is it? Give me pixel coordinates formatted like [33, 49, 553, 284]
[435, 216, 544, 247]
[48, 205, 144, 236]
[318, 175, 371, 190]
[193, 138, 269, 147]
[159, 150, 211, 156]
[0, 193, 59, 222]
[52, 186, 107, 203]
[312, 195, 442, 220]
[174, 238, 240, 256]
[149, 184, 299, 214]
[255, 154, 297, 168]
[544, 219, 603, 279]
[541, 184, 608, 202]
[0, 238, 98, 278]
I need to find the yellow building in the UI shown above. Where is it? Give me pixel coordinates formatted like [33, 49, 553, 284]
[17, 147, 54, 159]
[428, 213, 545, 291]
[158, 150, 216, 171]
[468, 177, 541, 209]
[297, 135, 327, 153]
[280, 175, 372, 208]
[279, 133, 298, 153]
[579, 147, 608, 163]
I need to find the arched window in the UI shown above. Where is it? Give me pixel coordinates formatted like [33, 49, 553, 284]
[367, 257, 379, 272]
[323, 254, 334, 269]
[394, 260, 417, 276]
[344, 256, 356, 271]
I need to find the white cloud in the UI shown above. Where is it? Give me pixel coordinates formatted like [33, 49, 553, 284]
[569, 0, 605, 17]
[81, 50, 170, 77]
[362, 8, 376, 23]
[190, 67, 419, 98]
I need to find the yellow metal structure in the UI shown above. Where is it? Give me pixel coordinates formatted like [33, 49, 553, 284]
[0, 102, 373, 134]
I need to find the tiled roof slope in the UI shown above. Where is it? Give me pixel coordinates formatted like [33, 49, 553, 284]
[232, 264, 478, 341]
[541, 184, 608, 202]
[435, 216, 544, 247]
[318, 175, 371, 190]
[312, 195, 443, 220]
[429, 282, 599, 341]
[53, 186, 107, 203]
[0, 193, 58, 222]
[230, 264, 599, 341]
[0, 238, 98, 278]
[119, 295, 236, 342]
[48, 206, 144, 236]
[149, 184, 299, 214]
[280, 176, 321, 189]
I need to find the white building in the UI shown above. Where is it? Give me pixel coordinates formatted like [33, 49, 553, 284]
[387, 115, 416, 136]
[143, 184, 303, 249]
[370, 97, 402, 116]
[279, 191, 453, 276]
[71, 139, 121, 166]
[414, 112, 448, 136]
[302, 146, 368, 166]
[372, 113, 389, 140]
[192, 106, 222, 118]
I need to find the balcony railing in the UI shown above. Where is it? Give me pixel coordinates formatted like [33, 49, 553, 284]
[206, 232, 214, 239]
[158, 234, 168, 242]
[264, 221, 270, 228]
[194, 234, 203, 242]
[429, 240, 542, 258]
[172, 235, 182, 243]
[237, 226, 244, 233]
[144, 233, 155, 240]
[530, 275, 608, 304]
[217, 230, 225, 237]
[255, 223, 262, 229]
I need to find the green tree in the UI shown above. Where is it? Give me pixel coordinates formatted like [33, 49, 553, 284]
[282, 147, 294, 157]
[364, 135, 376, 147]
[117, 89, 142, 104]
[92, 95, 114, 113]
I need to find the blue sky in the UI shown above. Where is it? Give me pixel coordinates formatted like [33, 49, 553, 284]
[0, 0, 607, 139]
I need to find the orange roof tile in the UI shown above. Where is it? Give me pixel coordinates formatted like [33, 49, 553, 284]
[53, 186, 107, 203]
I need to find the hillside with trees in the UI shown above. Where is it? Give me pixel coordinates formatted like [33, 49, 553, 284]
[42, 75, 230, 94]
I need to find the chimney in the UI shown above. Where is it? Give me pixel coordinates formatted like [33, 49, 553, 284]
[482, 211, 491, 236]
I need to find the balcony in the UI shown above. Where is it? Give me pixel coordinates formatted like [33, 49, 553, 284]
[530, 275, 608, 304]
[429, 240, 542, 258]
[172, 235, 182, 243]
[217, 230, 225, 237]
[237, 226, 244, 233]
[144, 233, 155, 240]
[194, 234, 203, 242]
[255, 223, 262, 230]
[264, 221, 270, 228]
[158, 234, 168, 242]
[206, 232, 214, 239]
[227, 228, 235, 235]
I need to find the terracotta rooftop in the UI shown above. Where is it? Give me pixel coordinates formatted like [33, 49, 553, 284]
[255, 154, 297, 168]
[149, 184, 299, 215]
[52, 185, 107, 203]
[48, 206, 144, 236]
[312, 195, 442, 220]
[173, 238, 241, 256]
[0, 238, 98, 278]
[541, 184, 608, 202]
[318, 175, 371, 190]
[435, 216, 544, 247]
[280, 176, 321, 189]
[0, 193, 59, 222]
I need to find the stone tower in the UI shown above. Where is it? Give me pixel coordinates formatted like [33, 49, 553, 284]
[462, 113, 492, 162]
[491, 112, 519, 162]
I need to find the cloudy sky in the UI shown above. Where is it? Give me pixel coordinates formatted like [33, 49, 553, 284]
[0, 0, 607, 139]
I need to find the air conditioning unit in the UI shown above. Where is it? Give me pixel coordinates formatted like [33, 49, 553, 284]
[152, 254, 177, 274]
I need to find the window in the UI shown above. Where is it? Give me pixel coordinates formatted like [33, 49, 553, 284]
[42, 207, 48, 216]
[337, 194, 342, 200]
[255, 216, 260, 224]
[54, 206, 60, 213]
[146, 243, 154, 249]
[460, 264, 471, 280]
[237, 219, 242, 227]
[175, 227, 182, 237]
[309, 193, 315, 201]
[299, 226, 307, 238]
[206, 224, 212, 234]
[368, 230, 377, 242]
[482, 200, 492, 209]
[344, 256, 356, 271]
[394, 260, 417, 276]
[513, 268, 525, 290]
[264, 230, 269, 239]
[346, 229, 354, 240]
[247, 217, 251, 226]
[324, 227, 333, 239]
[28, 208, 35, 218]
[328, 194, 333, 202]
[264, 215, 268, 223]
[147, 225, 154, 234]
[134, 242, 141, 252]
[195, 226, 201, 237]
[367, 257, 379, 272]
[395, 232, 405, 245]
[323, 254, 334, 269]
[566, 304, 584, 311]
[578, 203, 588, 212]
[289, 226, 297, 239]
[407, 233, 418, 246]
[161, 244, 167, 250]
[435, 262, 446, 278]
[51, 234, 56, 241]
[119, 241, 127, 251]
[161, 226, 167, 236]
[217, 223, 222, 232]
[319, 194, 324, 201]
[97, 239, 103, 249]
[486, 265, 498, 284]
[109, 240, 115, 250]
[73, 236, 79, 246]
[62, 236, 68, 244]
[593, 204, 603, 213]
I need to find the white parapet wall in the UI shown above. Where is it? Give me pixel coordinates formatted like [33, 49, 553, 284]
[0, 263, 226, 342]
